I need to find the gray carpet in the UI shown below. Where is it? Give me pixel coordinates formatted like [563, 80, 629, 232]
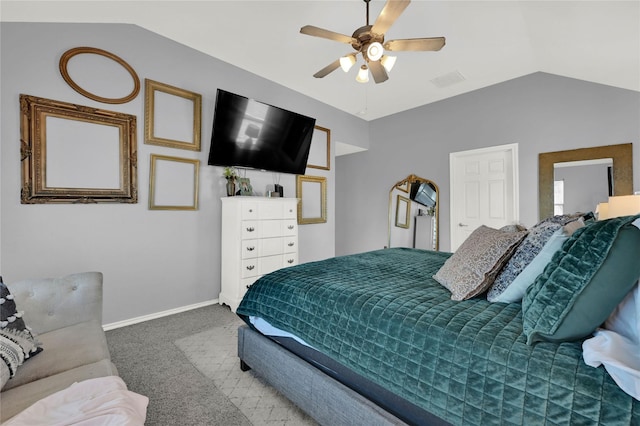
[175, 317, 316, 426]
[106, 304, 252, 426]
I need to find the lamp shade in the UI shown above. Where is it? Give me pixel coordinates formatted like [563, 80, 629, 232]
[356, 65, 369, 83]
[607, 195, 640, 218]
[596, 202, 610, 220]
[339, 55, 356, 72]
[381, 55, 396, 72]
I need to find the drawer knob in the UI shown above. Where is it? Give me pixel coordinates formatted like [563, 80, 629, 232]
[246, 265, 255, 271]
[249, 209, 253, 213]
[288, 242, 295, 247]
[246, 226, 255, 232]
[246, 284, 252, 289]
[246, 246, 255, 251]
[287, 259, 295, 264]
[288, 225, 294, 230]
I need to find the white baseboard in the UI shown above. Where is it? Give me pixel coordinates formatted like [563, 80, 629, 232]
[103, 299, 219, 331]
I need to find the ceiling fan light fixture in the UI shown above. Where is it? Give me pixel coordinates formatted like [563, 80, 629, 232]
[339, 54, 356, 72]
[366, 42, 384, 61]
[356, 65, 369, 83]
[381, 55, 396, 72]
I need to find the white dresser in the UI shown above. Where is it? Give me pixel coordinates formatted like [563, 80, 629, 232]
[219, 197, 299, 312]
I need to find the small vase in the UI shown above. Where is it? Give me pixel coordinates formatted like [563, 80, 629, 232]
[226, 180, 236, 196]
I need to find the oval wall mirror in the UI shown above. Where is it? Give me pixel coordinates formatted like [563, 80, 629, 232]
[388, 174, 439, 251]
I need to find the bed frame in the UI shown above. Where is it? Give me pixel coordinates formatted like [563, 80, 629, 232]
[237, 325, 449, 426]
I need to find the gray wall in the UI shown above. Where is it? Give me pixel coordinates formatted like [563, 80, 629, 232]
[336, 72, 640, 254]
[0, 22, 368, 324]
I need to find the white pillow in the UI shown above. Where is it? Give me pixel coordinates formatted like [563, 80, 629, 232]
[604, 281, 640, 344]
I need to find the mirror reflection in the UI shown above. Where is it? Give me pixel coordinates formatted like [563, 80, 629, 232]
[388, 174, 439, 251]
[553, 158, 612, 215]
[538, 143, 633, 220]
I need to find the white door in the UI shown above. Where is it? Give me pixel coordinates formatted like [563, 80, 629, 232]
[450, 144, 519, 251]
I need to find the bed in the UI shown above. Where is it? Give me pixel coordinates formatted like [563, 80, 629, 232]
[236, 215, 640, 425]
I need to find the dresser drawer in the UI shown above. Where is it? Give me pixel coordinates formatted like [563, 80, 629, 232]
[241, 221, 259, 239]
[259, 202, 284, 219]
[241, 259, 260, 278]
[241, 239, 259, 259]
[242, 277, 260, 295]
[261, 237, 284, 257]
[260, 255, 284, 276]
[283, 236, 297, 253]
[283, 202, 297, 219]
[283, 253, 298, 267]
[283, 219, 297, 236]
[241, 203, 259, 220]
[261, 220, 283, 238]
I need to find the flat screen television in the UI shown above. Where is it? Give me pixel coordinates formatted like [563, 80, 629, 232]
[410, 181, 437, 208]
[207, 89, 316, 175]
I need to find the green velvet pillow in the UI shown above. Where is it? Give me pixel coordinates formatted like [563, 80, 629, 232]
[522, 215, 640, 345]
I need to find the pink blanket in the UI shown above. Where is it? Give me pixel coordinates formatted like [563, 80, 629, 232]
[2, 376, 148, 425]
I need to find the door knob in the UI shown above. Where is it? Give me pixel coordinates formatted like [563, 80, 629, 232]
[458, 223, 469, 227]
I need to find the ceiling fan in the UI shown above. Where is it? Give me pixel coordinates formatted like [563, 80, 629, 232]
[300, 0, 445, 84]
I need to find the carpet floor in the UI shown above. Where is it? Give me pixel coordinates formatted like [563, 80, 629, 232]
[106, 304, 315, 426]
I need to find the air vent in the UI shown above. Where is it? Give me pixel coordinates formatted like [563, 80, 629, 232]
[430, 70, 466, 88]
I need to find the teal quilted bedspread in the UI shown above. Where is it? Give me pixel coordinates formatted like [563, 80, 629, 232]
[237, 248, 639, 425]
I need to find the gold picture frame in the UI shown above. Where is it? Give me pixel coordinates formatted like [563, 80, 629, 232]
[306, 125, 331, 170]
[20, 94, 137, 204]
[144, 79, 202, 151]
[395, 195, 411, 228]
[149, 154, 199, 211]
[296, 175, 327, 224]
[59, 46, 140, 104]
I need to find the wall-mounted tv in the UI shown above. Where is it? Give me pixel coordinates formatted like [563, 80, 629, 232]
[207, 89, 316, 175]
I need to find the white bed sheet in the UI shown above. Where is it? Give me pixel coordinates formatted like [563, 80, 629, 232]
[249, 316, 314, 348]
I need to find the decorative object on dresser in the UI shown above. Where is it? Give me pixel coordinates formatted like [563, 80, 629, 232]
[222, 167, 238, 197]
[238, 177, 253, 196]
[219, 197, 299, 312]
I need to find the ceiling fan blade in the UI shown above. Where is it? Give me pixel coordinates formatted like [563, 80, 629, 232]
[313, 59, 341, 78]
[384, 37, 446, 52]
[371, 0, 411, 35]
[368, 60, 389, 84]
[300, 25, 356, 44]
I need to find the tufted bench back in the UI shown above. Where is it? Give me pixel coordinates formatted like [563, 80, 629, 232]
[7, 272, 103, 334]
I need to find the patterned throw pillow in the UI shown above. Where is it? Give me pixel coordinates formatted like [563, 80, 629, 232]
[433, 225, 527, 300]
[0, 276, 42, 388]
[487, 215, 586, 302]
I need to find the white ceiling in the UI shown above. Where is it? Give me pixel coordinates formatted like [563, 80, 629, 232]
[2, 0, 639, 121]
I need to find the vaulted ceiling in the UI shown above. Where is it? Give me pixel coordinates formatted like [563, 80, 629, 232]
[2, 1, 639, 120]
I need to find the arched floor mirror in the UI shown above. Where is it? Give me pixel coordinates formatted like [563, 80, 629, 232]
[388, 174, 439, 251]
